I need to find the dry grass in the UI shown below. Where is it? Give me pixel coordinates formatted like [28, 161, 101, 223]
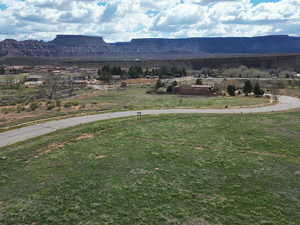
[76, 133, 94, 140]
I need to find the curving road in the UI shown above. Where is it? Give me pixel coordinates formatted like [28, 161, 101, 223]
[1, 96, 300, 148]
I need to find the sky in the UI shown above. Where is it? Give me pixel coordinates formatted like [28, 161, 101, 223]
[0, 0, 299, 42]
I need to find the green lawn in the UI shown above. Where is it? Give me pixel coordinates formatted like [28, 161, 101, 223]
[0, 86, 269, 130]
[73, 87, 269, 110]
[1, 112, 300, 225]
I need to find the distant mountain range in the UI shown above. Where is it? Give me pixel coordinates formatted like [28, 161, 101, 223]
[1, 35, 300, 60]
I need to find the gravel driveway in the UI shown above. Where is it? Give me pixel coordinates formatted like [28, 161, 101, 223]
[1, 96, 299, 148]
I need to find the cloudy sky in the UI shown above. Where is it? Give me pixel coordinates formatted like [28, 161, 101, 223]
[0, 0, 299, 42]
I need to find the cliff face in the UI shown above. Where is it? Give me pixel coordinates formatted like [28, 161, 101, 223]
[1, 35, 300, 59]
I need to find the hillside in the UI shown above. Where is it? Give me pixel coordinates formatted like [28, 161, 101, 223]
[1, 35, 300, 59]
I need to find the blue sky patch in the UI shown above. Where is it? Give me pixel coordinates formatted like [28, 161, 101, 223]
[251, 0, 280, 5]
[0, 3, 8, 11]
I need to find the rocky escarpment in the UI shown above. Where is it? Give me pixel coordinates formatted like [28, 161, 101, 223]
[1, 35, 300, 59]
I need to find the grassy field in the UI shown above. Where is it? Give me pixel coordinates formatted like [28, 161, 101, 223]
[72, 87, 270, 110]
[0, 86, 269, 130]
[1, 112, 300, 225]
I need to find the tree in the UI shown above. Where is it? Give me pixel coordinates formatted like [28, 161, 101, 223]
[38, 75, 64, 100]
[243, 80, 253, 96]
[180, 68, 187, 77]
[227, 85, 236, 96]
[144, 68, 151, 76]
[166, 85, 173, 93]
[155, 79, 164, 90]
[128, 66, 143, 78]
[0, 66, 5, 75]
[111, 66, 122, 75]
[253, 82, 264, 97]
[172, 80, 178, 86]
[97, 65, 112, 82]
[196, 79, 203, 85]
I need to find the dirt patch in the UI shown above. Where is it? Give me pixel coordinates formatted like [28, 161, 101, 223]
[194, 146, 205, 150]
[76, 133, 94, 140]
[29, 142, 66, 161]
[131, 136, 182, 145]
[183, 218, 212, 225]
[126, 78, 157, 85]
[244, 151, 290, 159]
[95, 155, 107, 159]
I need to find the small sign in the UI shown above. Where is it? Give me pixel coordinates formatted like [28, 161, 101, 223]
[137, 112, 142, 120]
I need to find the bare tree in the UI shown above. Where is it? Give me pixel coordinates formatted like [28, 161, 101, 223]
[38, 74, 70, 100]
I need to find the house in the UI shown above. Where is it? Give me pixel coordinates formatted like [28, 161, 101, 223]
[174, 85, 216, 96]
[7, 66, 25, 74]
[24, 75, 43, 87]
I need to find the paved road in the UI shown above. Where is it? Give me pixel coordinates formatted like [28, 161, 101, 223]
[1, 96, 300, 148]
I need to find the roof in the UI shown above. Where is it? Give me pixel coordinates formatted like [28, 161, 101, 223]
[26, 75, 43, 79]
[191, 85, 212, 88]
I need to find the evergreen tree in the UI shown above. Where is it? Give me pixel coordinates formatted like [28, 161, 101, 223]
[227, 85, 236, 96]
[0, 66, 5, 75]
[196, 79, 203, 85]
[128, 66, 143, 78]
[243, 80, 253, 96]
[253, 82, 264, 97]
[97, 65, 112, 82]
[111, 66, 122, 75]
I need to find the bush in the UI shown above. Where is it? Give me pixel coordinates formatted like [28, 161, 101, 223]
[29, 102, 39, 111]
[55, 100, 61, 108]
[16, 105, 25, 113]
[172, 81, 178, 86]
[46, 101, 56, 110]
[63, 102, 79, 108]
[64, 102, 73, 108]
[120, 82, 127, 88]
[227, 85, 236, 96]
[155, 79, 164, 90]
[196, 79, 203, 85]
[166, 85, 174, 93]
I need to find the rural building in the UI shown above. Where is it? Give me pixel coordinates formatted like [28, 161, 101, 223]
[174, 85, 216, 96]
[24, 75, 43, 87]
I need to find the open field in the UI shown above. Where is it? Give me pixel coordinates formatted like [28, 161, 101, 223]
[71, 87, 270, 109]
[0, 86, 269, 130]
[1, 112, 300, 224]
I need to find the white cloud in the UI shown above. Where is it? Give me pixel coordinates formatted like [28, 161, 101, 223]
[0, 0, 299, 42]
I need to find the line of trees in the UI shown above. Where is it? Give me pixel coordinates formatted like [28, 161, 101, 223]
[227, 80, 264, 97]
[97, 65, 187, 82]
[197, 65, 298, 78]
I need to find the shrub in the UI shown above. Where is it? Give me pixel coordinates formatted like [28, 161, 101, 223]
[29, 102, 39, 111]
[155, 79, 164, 90]
[196, 79, 203, 85]
[64, 102, 73, 108]
[227, 85, 236, 96]
[16, 105, 25, 113]
[166, 85, 174, 93]
[55, 100, 61, 108]
[172, 81, 178, 86]
[46, 101, 56, 110]
[120, 82, 127, 88]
